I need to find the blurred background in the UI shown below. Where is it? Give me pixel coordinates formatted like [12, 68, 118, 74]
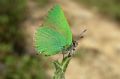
[0, 0, 120, 79]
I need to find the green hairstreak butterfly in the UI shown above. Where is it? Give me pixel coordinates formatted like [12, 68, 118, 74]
[34, 4, 81, 56]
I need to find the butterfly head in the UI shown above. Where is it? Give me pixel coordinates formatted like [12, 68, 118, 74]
[65, 40, 78, 57]
[72, 40, 78, 51]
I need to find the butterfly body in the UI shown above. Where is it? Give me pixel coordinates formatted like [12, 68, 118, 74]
[34, 4, 77, 56]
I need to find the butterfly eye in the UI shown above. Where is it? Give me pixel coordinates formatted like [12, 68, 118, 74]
[72, 40, 78, 48]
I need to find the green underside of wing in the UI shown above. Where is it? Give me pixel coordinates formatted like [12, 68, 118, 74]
[43, 4, 72, 46]
[35, 26, 67, 55]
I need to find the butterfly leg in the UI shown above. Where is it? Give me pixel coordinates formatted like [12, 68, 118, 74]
[67, 50, 72, 57]
[68, 52, 71, 57]
[68, 49, 75, 57]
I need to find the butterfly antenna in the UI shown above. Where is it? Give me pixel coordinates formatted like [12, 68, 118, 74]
[79, 29, 87, 40]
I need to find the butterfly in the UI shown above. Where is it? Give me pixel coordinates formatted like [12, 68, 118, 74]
[34, 4, 85, 56]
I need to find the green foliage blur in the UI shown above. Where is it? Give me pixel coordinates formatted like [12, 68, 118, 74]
[0, 54, 49, 79]
[0, 0, 27, 53]
[76, 0, 120, 22]
[0, 0, 50, 79]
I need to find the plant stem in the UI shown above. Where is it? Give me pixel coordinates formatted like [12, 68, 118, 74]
[53, 56, 71, 79]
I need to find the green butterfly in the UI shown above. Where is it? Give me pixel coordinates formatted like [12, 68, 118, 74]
[34, 4, 78, 56]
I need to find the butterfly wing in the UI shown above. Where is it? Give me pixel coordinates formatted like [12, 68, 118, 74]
[35, 26, 67, 55]
[43, 4, 72, 46]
